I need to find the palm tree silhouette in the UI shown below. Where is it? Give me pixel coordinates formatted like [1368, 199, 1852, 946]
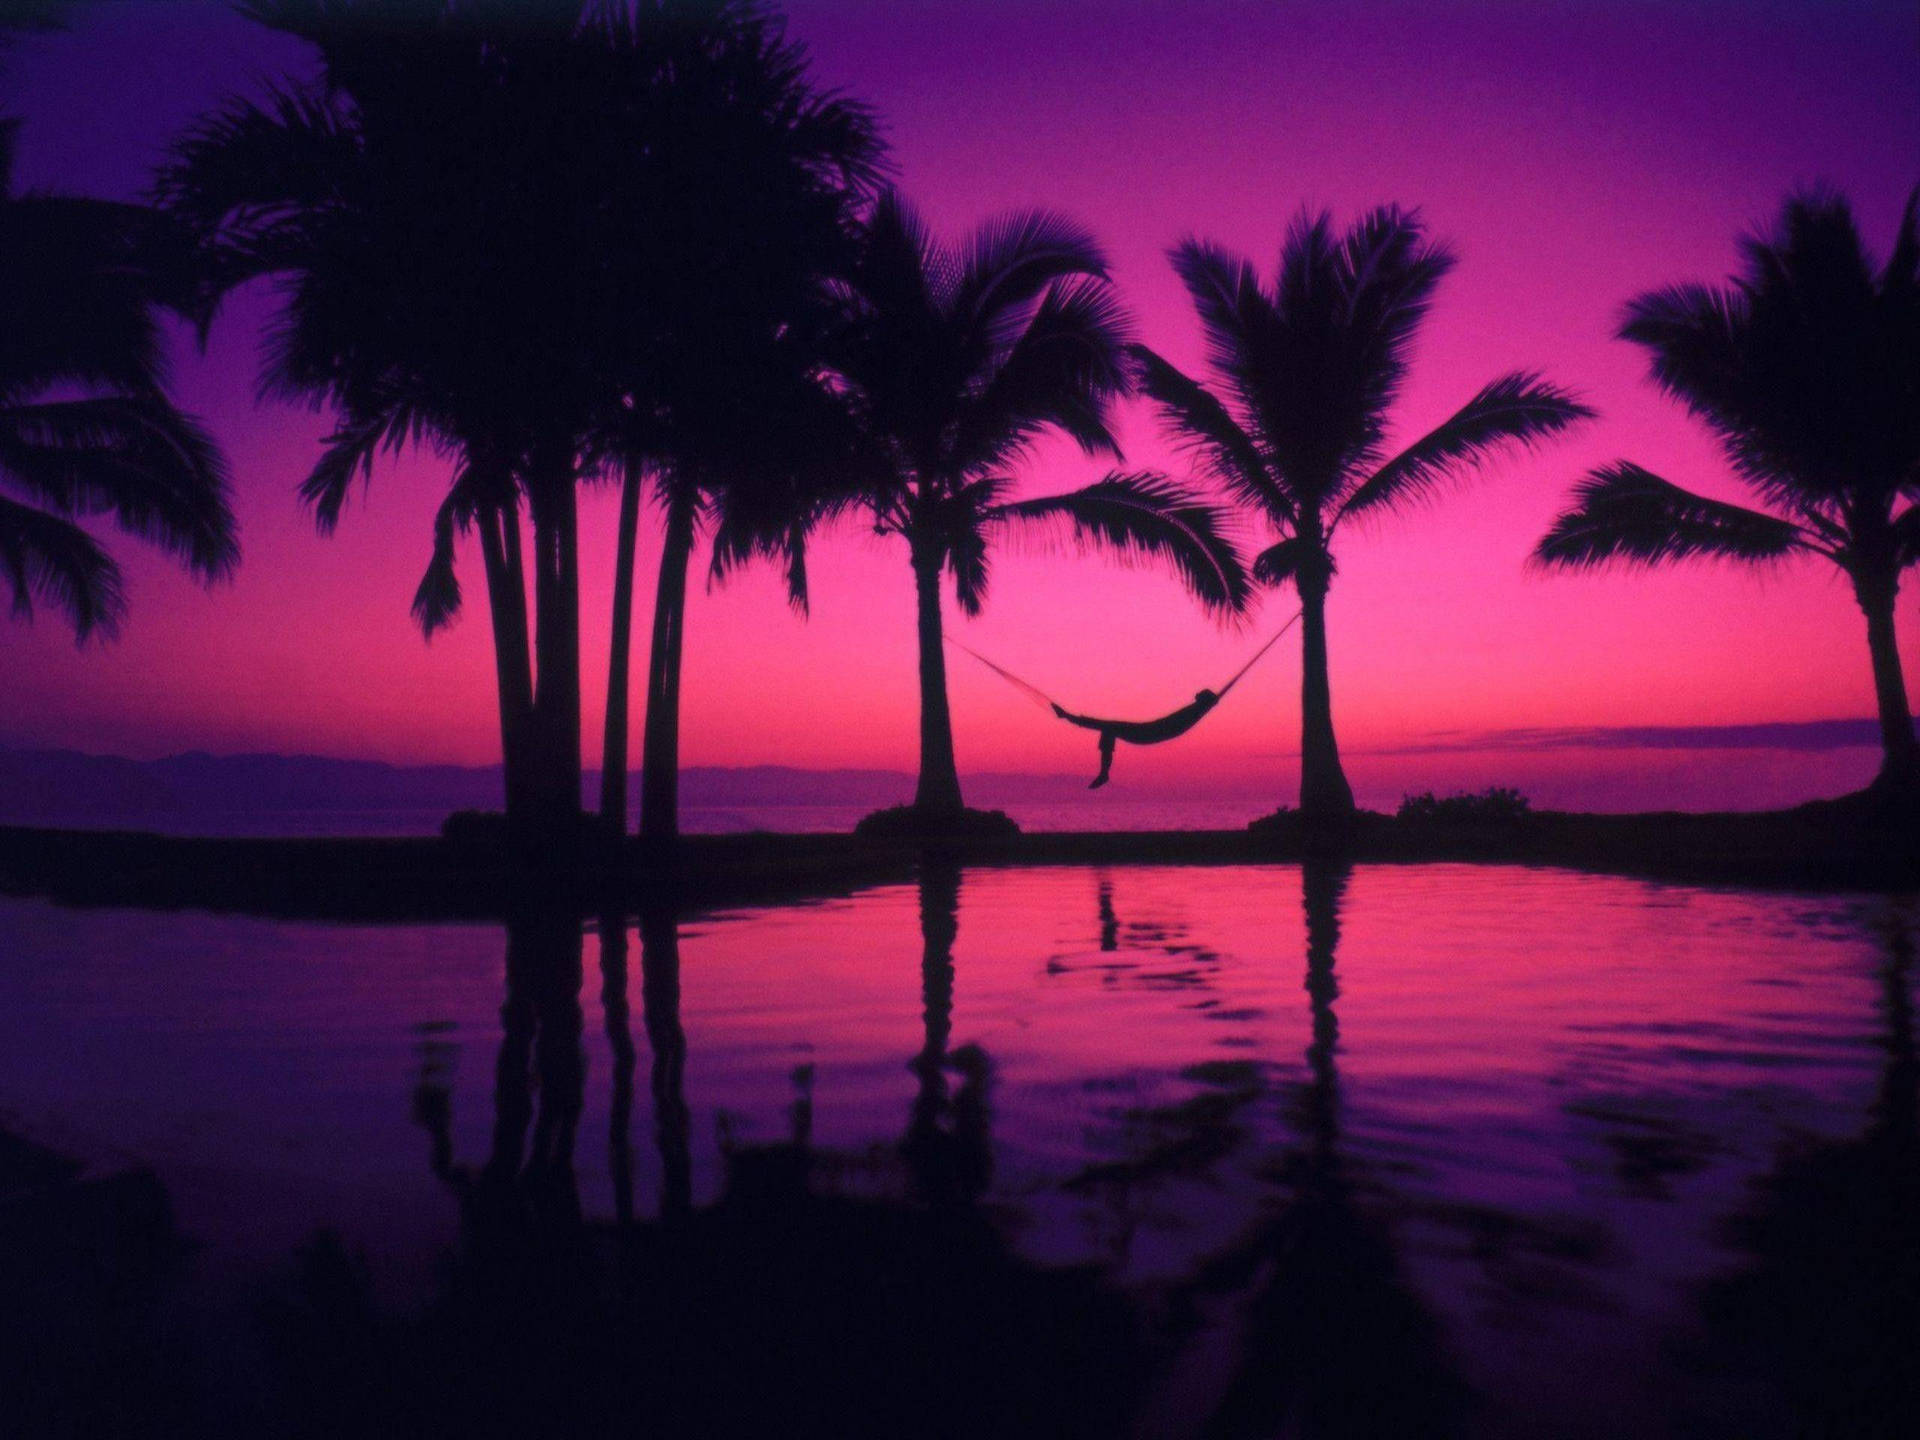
[1136, 209, 1592, 817]
[582, 10, 880, 841]
[1536, 190, 1920, 805]
[831, 192, 1249, 819]
[0, 119, 235, 640]
[159, 3, 564, 845]
[162, 1, 879, 857]
[608, 302, 881, 844]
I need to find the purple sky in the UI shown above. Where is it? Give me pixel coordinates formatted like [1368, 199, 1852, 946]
[1, 0, 1914, 810]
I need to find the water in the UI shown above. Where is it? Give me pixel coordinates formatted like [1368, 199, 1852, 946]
[1, 864, 1913, 1437]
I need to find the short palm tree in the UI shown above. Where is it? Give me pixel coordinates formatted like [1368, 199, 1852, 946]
[1536, 190, 1919, 803]
[1135, 208, 1592, 817]
[830, 192, 1248, 819]
[0, 118, 235, 640]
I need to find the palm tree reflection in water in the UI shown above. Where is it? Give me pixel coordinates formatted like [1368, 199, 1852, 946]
[595, 914, 636, 1227]
[1692, 900, 1920, 1438]
[904, 862, 993, 1208]
[637, 906, 693, 1222]
[1135, 860, 1474, 1439]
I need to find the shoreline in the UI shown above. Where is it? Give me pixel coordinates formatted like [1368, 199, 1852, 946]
[1, 806, 1914, 921]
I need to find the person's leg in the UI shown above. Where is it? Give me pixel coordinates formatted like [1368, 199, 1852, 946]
[1090, 732, 1116, 789]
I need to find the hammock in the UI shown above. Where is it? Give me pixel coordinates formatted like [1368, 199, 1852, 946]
[946, 611, 1300, 740]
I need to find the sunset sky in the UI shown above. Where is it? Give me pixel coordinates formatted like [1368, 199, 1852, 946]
[1, 0, 1914, 810]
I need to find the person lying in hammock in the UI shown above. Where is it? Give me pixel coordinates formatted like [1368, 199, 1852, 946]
[1052, 690, 1219, 789]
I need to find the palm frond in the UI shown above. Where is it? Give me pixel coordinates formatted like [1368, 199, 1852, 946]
[951, 275, 1130, 471]
[946, 512, 991, 616]
[1623, 189, 1914, 511]
[915, 475, 1004, 615]
[411, 486, 468, 639]
[300, 402, 432, 532]
[0, 396, 238, 579]
[1168, 238, 1269, 396]
[154, 85, 359, 329]
[991, 471, 1250, 617]
[1881, 187, 1919, 296]
[1321, 206, 1456, 484]
[1620, 281, 1750, 431]
[1895, 502, 1920, 570]
[0, 492, 124, 642]
[1335, 206, 1454, 386]
[1251, 535, 1329, 588]
[951, 208, 1108, 327]
[848, 189, 941, 329]
[1533, 462, 1812, 570]
[1338, 373, 1594, 523]
[0, 192, 169, 397]
[1128, 342, 1290, 522]
[709, 501, 816, 615]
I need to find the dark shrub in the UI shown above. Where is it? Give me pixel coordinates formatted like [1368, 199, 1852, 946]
[854, 806, 1021, 842]
[1396, 787, 1531, 824]
[440, 810, 507, 847]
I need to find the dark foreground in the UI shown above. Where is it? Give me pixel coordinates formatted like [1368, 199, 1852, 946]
[1, 862, 1915, 1438]
[1, 800, 1915, 919]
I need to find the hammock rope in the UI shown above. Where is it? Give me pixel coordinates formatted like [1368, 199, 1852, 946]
[945, 610, 1301, 717]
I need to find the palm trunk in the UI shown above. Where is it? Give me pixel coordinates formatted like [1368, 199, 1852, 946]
[486, 918, 540, 1183]
[1298, 576, 1355, 818]
[640, 485, 696, 843]
[912, 542, 964, 815]
[528, 450, 583, 859]
[638, 906, 691, 1221]
[905, 861, 962, 1201]
[597, 912, 636, 1227]
[1300, 858, 1351, 1163]
[477, 500, 535, 845]
[599, 467, 644, 832]
[1857, 568, 1917, 797]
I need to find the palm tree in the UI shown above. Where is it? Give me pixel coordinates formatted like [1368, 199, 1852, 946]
[163, 0, 877, 857]
[159, 3, 557, 846]
[1135, 208, 1592, 818]
[614, 334, 880, 841]
[1537, 189, 1920, 804]
[0, 118, 236, 641]
[582, 14, 881, 841]
[830, 192, 1249, 821]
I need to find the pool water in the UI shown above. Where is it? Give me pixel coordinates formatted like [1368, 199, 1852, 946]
[0, 863, 1913, 1437]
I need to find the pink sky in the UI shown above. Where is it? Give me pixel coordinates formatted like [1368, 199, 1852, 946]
[1, 0, 1914, 808]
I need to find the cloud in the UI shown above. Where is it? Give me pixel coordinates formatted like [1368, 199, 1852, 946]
[1356, 718, 1898, 756]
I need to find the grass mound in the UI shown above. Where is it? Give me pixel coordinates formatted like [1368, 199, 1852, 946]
[854, 805, 1021, 843]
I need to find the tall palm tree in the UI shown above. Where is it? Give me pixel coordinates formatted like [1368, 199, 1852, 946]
[1135, 208, 1592, 817]
[831, 192, 1249, 820]
[159, 2, 559, 846]
[583, 15, 881, 841]
[615, 335, 879, 841]
[0, 119, 236, 640]
[163, 0, 876, 857]
[1537, 189, 1920, 804]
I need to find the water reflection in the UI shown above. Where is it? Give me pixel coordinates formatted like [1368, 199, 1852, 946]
[638, 906, 693, 1221]
[1690, 898, 1919, 1438]
[416, 911, 588, 1252]
[1132, 861, 1474, 1438]
[2, 868, 1916, 1436]
[596, 913, 636, 1225]
[903, 862, 992, 1207]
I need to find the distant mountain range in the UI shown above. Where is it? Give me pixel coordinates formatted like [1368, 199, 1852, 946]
[0, 717, 1898, 830]
[0, 746, 1119, 825]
